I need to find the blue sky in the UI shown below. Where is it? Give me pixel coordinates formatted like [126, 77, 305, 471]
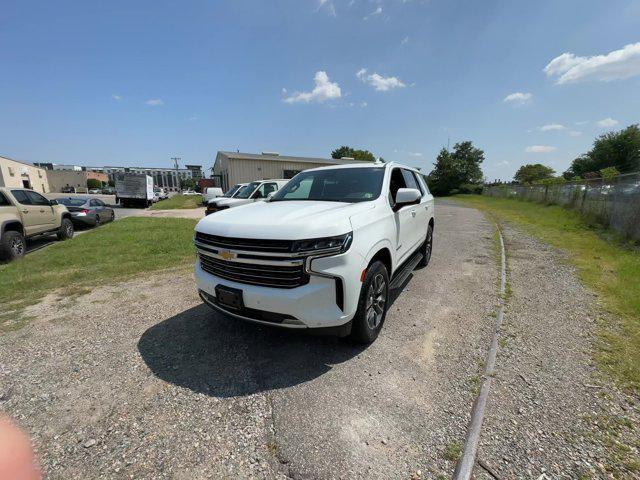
[1, 0, 639, 180]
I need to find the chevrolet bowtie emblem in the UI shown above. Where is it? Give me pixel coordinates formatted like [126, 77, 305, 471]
[219, 250, 236, 260]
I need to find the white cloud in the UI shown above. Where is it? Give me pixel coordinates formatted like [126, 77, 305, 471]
[575, 120, 589, 125]
[317, 0, 336, 16]
[569, 130, 582, 137]
[540, 123, 566, 131]
[356, 68, 406, 91]
[361, 101, 368, 108]
[525, 145, 557, 153]
[284, 71, 341, 104]
[145, 98, 164, 106]
[408, 151, 422, 157]
[544, 43, 640, 84]
[503, 92, 532, 105]
[596, 117, 619, 127]
[111, 94, 122, 101]
[363, 6, 382, 20]
[401, 36, 409, 45]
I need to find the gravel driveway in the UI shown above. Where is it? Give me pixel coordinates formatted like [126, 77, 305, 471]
[2, 202, 635, 479]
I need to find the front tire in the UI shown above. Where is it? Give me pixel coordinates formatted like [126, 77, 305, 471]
[57, 218, 74, 241]
[416, 224, 433, 268]
[349, 261, 389, 344]
[0, 231, 26, 261]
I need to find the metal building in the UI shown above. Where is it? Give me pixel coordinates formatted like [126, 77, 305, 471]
[212, 151, 369, 191]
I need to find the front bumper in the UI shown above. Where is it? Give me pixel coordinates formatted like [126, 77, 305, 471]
[194, 250, 364, 329]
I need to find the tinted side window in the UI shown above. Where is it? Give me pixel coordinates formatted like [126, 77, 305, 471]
[402, 169, 419, 191]
[26, 191, 50, 206]
[90, 200, 100, 207]
[389, 168, 407, 199]
[11, 190, 31, 205]
[0, 193, 10, 206]
[414, 172, 430, 195]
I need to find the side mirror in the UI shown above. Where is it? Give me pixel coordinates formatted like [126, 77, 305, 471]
[252, 191, 264, 199]
[394, 188, 421, 208]
[49, 199, 58, 206]
[266, 191, 275, 200]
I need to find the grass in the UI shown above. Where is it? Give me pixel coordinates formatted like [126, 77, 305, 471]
[150, 194, 203, 210]
[0, 217, 197, 332]
[443, 441, 462, 461]
[449, 195, 640, 392]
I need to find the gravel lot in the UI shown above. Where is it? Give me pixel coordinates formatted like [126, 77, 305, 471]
[1, 202, 636, 478]
[473, 223, 639, 479]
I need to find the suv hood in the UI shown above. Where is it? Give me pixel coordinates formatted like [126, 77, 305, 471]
[196, 200, 374, 239]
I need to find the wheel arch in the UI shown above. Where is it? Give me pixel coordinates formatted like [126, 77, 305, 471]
[367, 246, 393, 275]
[2, 219, 24, 237]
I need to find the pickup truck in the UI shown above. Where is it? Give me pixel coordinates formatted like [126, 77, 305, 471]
[194, 162, 434, 343]
[205, 179, 289, 215]
[0, 187, 74, 261]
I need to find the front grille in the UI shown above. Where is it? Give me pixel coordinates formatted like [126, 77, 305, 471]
[195, 232, 293, 253]
[199, 254, 308, 288]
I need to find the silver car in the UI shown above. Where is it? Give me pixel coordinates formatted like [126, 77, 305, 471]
[56, 197, 115, 227]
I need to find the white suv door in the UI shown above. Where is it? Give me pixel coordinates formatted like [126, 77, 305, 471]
[401, 169, 428, 251]
[389, 168, 416, 264]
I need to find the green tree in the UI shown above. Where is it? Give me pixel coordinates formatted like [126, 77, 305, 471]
[426, 141, 485, 196]
[330, 146, 376, 162]
[180, 178, 197, 191]
[564, 124, 640, 178]
[514, 164, 556, 184]
[87, 178, 102, 189]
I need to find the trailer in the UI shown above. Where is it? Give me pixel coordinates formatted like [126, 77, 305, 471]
[114, 173, 154, 208]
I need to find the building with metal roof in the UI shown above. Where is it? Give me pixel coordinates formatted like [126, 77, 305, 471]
[212, 151, 370, 191]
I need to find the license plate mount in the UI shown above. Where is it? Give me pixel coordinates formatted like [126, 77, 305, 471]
[215, 285, 244, 310]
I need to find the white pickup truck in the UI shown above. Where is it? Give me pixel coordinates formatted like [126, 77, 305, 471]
[205, 180, 289, 215]
[194, 162, 434, 343]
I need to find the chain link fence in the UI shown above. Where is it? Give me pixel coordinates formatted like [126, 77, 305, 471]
[483, 172, 640, 241]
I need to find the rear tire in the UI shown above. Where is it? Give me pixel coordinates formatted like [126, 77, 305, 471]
[416, 224, 433, 268]
[349, 261, 389, 344]
[0, 231, 26, 261]
[57, 218, 74, 240]
[95, 215, 101, 227]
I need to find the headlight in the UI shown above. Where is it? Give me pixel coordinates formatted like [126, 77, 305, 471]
[292, 232, 353, 254]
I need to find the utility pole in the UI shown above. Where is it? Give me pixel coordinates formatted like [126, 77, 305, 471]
[171, 157, 181, 191]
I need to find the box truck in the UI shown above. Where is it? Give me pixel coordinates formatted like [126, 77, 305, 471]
[114, 173, 155, 208]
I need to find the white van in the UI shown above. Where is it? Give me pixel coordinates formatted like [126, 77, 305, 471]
[203, 187, 224, 204]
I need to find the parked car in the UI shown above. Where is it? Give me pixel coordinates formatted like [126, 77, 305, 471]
[0, 187, 74, 261]
[88, 188, 101, 194]
[56, 197, 115, 227]
[202, 187, 224, 205]
[182, 190, 200, 196]
[204, 180, 288, 214]
[205, 183, 247, 215]
[61, 186, 76, 193]
[154, 187, 169, 200]
[194, 163, 434, 343]
[102, 187, 116, 195]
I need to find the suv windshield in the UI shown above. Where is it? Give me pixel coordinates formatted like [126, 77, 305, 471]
[271, 167, 384, 203]
[234, 182, 260, 199]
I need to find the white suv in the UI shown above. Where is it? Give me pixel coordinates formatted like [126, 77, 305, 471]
[205, 180, 289, 214]
[194, 163, 434, 343]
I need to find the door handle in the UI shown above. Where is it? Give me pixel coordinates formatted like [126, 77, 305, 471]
[22, 209, 29, 214]
[40, 209, 46, 213]
[411, 210, 416, 217]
